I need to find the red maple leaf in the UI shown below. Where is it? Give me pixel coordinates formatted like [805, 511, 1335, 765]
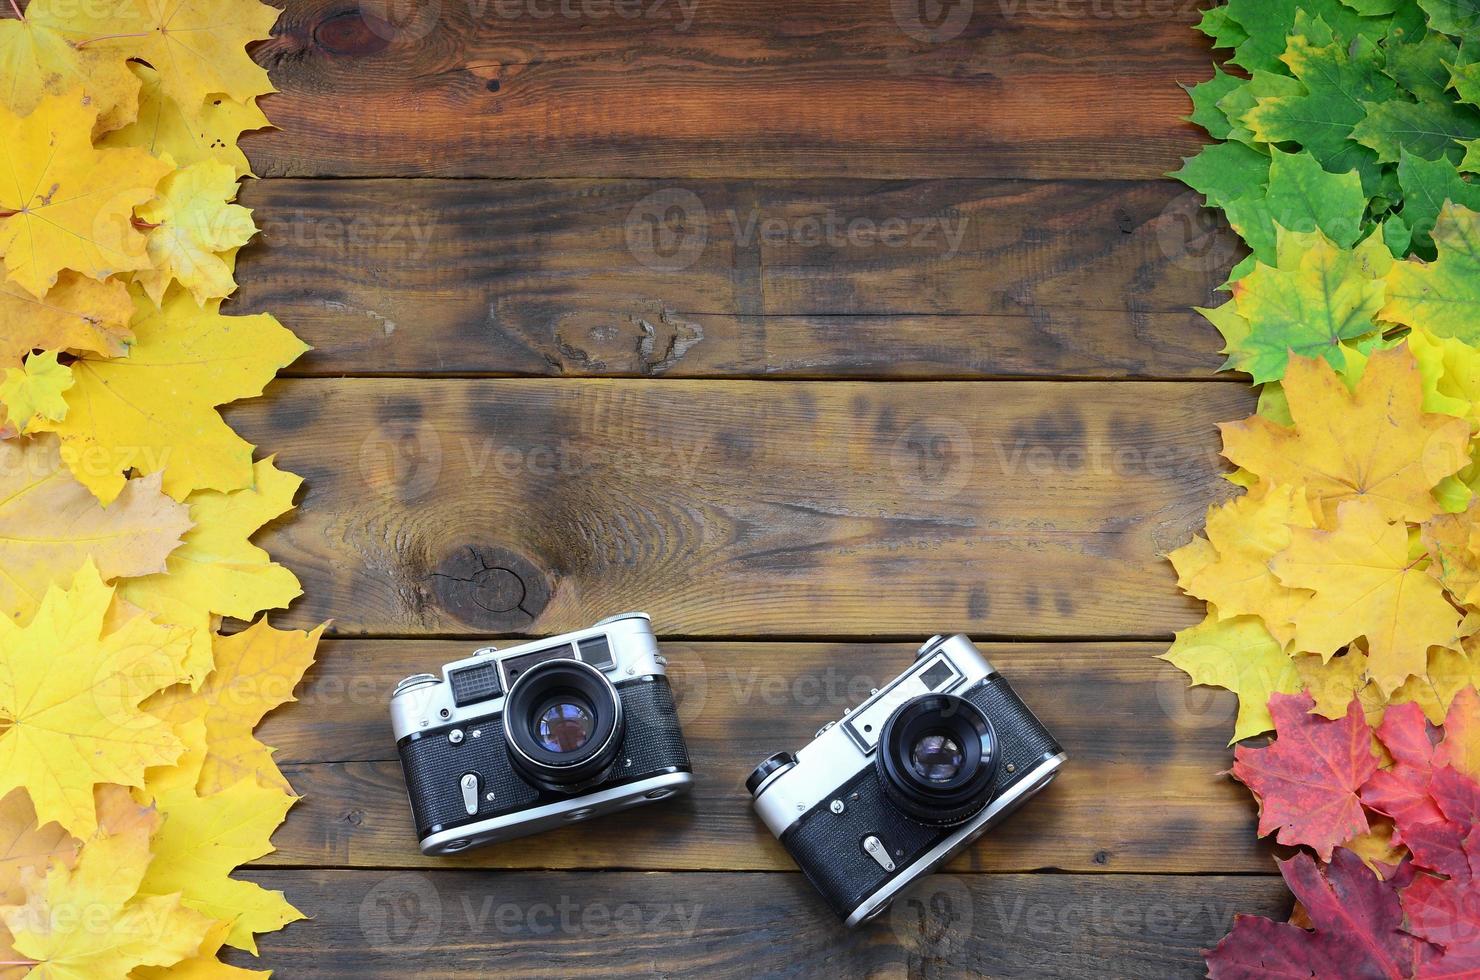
[1434, 767, 1480, 827]
[1365, 702, 1447, 833]
[1233, 694, 1379, 859]
[1206, 849, 1429, 978]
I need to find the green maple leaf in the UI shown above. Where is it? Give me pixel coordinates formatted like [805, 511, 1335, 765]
[1453, 45, 1480, 107]
[1222, 150, 1367, 283]
[1383, 214, 1415, 257]
[1418, 0, 1480, 37]
[1219, 70, 1304, 147]
[1383, 203, 1480, 342]
[1353, 97, 1480, 165]
[1171, 141, 1271, 213]
[1385, 26, 1460, 100]
[1245, 28, 1399, 195]
[1184, 66, 1245, 141]
[1222, 227, 1389, 383]
[1261, 150, 1368, 247]
[1464, 140, 1480, 173]
[1397, 151, 1480, 257]
[1343, 0, 1404, 14]
[1223, 0, 1389, 75]
[1198, 6, 1249, 50]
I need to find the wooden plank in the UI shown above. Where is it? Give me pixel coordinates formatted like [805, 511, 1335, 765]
[258, 640, 1267, 874]
[247, 0, 1210, 178]
[235, 178, 1233, 379]
[237, 869, 1288, 977]
[225, 378, 1248, 637]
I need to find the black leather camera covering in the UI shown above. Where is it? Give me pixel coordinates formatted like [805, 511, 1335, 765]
[397, 674, 690, 838]
[779, 674, 1062, 919]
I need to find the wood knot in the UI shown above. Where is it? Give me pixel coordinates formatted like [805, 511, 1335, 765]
[313, 9, 391, 56]
[430, 545, 550, 631]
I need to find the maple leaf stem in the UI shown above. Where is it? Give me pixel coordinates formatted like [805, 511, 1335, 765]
[74, 30, 151, 48]
[7, 0, 21, 21]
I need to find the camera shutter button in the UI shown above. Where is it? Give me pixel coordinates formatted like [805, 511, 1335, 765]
[460, 773, 479, 815]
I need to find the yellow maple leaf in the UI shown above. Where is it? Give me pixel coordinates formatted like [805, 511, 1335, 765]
[33, 289, 308, 504]
[1342, 816, 1407, 877]
[120, 458, 304, 687]
[41, 0, 278, 115]
[1406, 326, 1480, 428]
[0, 91, 171, 298]
[1295, 647, 1386, 725]
[1161, 613, 1302, 743]
[136, 740, 303, 953]
[1390, 643, 1480, 724]
[0, 352, 71, 433]
[0, 434, 191, 624]
[1168, 483, 1318, 647]
[1274, 500, 1461, 694]
[0, 270, 133, 364]
[0, 790, 76, 909]
[0, 13, 140, 133]
[101, 63, 271, 179]
[1221, 346, 1471, 525]
[0, 800, 212, 979]
[0, 563, 190, 838]
[134, 920, 269, 979]
[1422, 500, 1480, 607]
[148, 620, 321, 795]
[136, 162, 258, 305]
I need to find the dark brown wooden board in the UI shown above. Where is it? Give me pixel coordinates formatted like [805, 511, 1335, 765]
[226, 378, 1249, 638]
[234, 870, 1289, 977]
[257, 640, 1268, 874]
[247, 0, 1212, 179]
[234, 178, 1235, 379]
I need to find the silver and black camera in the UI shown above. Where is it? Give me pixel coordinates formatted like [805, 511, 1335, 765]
[391, 613, 693, 855]
[747, 634, 1066, 927]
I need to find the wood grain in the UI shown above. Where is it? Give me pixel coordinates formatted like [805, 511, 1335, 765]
[234, 178, 1234, 379]
[225, 378, 1248, 638]
[258, 639, 1268, 874]
[237, 869, 1288, 977]
[246, 0, 1211, 178]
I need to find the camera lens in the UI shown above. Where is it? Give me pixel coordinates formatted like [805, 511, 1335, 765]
[535, 699, 596, 753]
[876, 694, 998, 825]
[910, 731, 964, 782]
[503, 659, 625, 793]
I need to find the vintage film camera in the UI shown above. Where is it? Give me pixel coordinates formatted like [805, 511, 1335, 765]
[391, 613, 693, 855]
[747, 633, 1065, 927]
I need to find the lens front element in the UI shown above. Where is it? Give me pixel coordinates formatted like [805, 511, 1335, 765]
[910, 731, 965, 782]
[877, 693, 998, 825]
[536, 699, 596, 753]
[503, 659, 625, 793]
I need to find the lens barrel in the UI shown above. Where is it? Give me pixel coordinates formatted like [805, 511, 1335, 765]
[876, 693, 998, 825]
[503, 659, 625, 793]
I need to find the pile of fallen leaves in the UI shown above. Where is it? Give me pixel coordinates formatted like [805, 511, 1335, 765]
[0, 0, 319, 975]
[1167, 1, 1480, 975]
